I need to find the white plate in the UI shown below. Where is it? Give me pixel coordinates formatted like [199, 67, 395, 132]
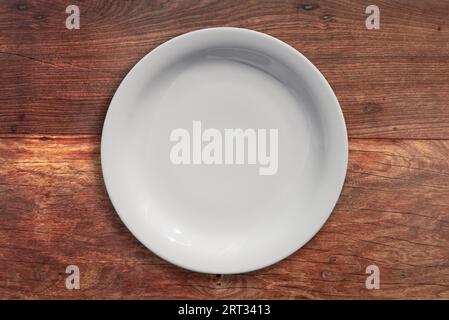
[101, 27, 348, 274]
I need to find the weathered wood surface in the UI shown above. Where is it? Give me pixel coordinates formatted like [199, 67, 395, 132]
[1, 136, 449, 299]
[0, 0, 449, 138]
[1, 0, 449, 299]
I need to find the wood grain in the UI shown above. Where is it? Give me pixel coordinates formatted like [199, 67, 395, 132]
[0, 0, 449, 138]
[1, 135, 449, 299]
[1, 0, 449, 300]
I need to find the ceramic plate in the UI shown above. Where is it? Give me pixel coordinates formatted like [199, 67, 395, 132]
[101, 27, 348, 274]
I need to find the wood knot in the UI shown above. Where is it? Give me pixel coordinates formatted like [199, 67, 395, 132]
[301, 4, 320, 11]
[16, 3, 32, 11]
[321, 14, 335, 21]
[363, 103, 383, 114]
[215, 274, 223, 286]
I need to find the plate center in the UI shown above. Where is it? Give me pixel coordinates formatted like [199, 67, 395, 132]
[131, 58, 312, 238]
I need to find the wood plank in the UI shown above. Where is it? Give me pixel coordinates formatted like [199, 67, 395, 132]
[0, 0, 449, 138]
[1, 135, 449, 299]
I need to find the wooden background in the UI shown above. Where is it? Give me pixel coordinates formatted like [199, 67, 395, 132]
[1, 0, 449, 299]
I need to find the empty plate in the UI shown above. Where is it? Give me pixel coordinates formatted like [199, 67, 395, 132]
[101, 27, 348, 274]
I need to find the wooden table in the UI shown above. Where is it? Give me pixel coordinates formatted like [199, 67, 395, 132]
[1, 0, 449, 299]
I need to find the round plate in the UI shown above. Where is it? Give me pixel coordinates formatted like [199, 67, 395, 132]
[101, 27, 348, 274]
